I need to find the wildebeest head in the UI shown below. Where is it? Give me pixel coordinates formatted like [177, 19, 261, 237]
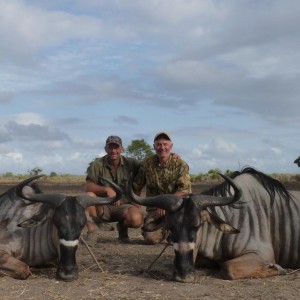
[127, 173, 242, 283]
[17, 175, 122, 281]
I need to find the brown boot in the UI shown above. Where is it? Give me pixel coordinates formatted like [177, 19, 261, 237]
[92, 216, 115, 231]
[117, 221, 129, 243]
[84, 232, 98, 247]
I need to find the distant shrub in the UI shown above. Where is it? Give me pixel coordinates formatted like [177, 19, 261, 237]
[293, 174, 300, 182]
[190, 173, 205, 183]
[2, 172, 14, 178]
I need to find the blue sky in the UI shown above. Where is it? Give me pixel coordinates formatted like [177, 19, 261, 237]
[0, 0, 299, 175]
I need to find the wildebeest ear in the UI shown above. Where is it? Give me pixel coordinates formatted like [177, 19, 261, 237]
[201, 210, 240, 234]
[218, 222, 239, 234]
[18, 205, 54, 228]
[18, 218, 45, 228]
[142, 216, 165, 232]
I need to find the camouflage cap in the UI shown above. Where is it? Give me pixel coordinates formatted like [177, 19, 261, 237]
[154, 131, 172, 142]
[105, 135, 123, 146]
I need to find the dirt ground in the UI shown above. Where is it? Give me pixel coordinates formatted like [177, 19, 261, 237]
[0, 181, 299, 300]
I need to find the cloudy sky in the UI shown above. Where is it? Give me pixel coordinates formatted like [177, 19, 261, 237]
[0, 0, 299, 176]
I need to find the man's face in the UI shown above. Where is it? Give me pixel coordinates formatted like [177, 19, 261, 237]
[154, 138, 173, 160]
[105, 143, 123, 161]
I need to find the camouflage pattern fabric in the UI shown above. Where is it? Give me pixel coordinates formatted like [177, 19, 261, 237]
[133, 153, 191, 196]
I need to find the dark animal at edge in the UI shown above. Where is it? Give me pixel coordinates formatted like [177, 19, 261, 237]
[127, 167, 300, 282]
[0, 175, 122, 281]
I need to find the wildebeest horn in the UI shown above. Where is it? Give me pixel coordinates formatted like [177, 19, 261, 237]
[21, 176, 123, 208]
[76, 176, 123, 208]
[22, 186, 66, 207]
[16, 175, 45, 194]
[17, 175, 66, 207]
[127, 173, 183, 212]
[192, 173, 242, 209]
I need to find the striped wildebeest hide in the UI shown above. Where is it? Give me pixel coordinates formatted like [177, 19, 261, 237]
[0, 175, 122, 281]
[127, 167, 300, 282]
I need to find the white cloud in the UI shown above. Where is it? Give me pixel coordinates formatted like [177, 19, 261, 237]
[66, 152, 82, 161]
[213, 138, 237, 154]
[0, 1, 102, 57]
[5, 152, 23, 162]
[270, 147, 282, 155]
[0, 0, 299, 175]
[1, 112, 47, 126]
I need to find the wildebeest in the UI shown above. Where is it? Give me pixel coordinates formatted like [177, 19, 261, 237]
[128, 167, 300, 282]
[0, 175, 122, 281]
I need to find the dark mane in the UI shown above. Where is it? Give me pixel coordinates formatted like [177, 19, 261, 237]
[201, 166, 293, 206]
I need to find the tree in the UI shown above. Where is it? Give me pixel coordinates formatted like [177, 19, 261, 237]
[125, 139, 154, 161]
[294, 157, 300, 167]
[207, 168, 222, 180]
[28, 167, 43, 176]
[2, 172, 14, 177]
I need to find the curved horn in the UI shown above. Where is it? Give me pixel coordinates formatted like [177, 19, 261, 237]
[127, 173, 183, 212]
[77, 176, 123, 208]
[22, 186, 66, 207]
[16, 175, 45, 195]
[17, 175, 65, 207]
[192, 173, 242, 209]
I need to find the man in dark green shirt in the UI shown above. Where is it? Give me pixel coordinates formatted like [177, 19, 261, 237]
[85, 136, 143, 243]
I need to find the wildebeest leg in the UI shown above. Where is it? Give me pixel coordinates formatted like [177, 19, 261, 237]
[0, 251, 31, 279]
[220, 252, 286, 280]
[195, 256, 219, 269]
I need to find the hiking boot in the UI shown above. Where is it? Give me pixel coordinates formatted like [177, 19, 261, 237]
[96, 222, 115, 231]
[117, 221, 129, 243]
[83, 232, 98, 247]
[92, 217, 115, 231]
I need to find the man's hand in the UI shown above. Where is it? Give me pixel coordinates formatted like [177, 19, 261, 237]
[113, 200, 121, 206]
[105, 187, 121, 206]
[172, 153, 181, 160]
[156, 208, 166, 217]
[105, 186, 116, 198]
[131, 202, 141, 209]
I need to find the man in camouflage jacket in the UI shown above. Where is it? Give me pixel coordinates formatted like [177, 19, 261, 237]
[133, 132, 191, 244]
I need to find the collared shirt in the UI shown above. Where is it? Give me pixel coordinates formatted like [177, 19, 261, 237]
[86, 155, 140, 203]
[133, 153, 192, 197]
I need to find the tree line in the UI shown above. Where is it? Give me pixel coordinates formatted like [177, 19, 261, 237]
[1, 139, 299, 182]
